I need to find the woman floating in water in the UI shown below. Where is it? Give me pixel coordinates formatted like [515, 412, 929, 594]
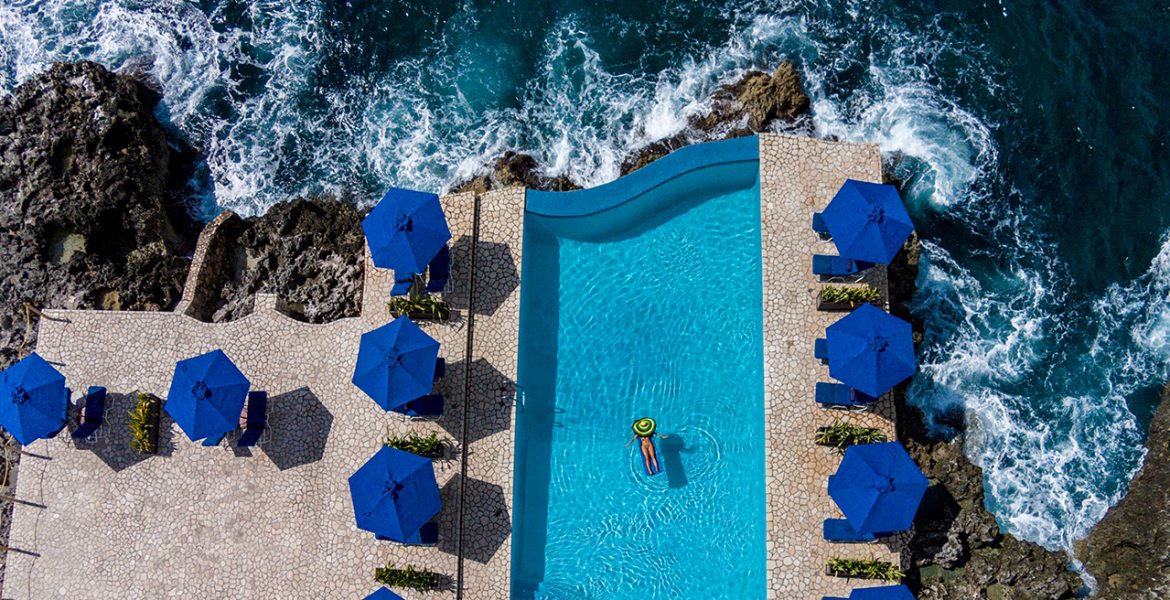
[625, 417, 668, 475]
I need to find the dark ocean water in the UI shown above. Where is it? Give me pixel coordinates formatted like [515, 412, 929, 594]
[2, 0, 1169, 552]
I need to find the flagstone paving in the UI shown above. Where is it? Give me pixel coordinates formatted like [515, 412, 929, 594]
[759, 133, 904, 599]
[5, 189, 523, 600]
[5, 133, 909, 600]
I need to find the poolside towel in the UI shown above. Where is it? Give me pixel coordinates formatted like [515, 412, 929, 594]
[815, 382, 876, 409]
[236, 390, 268, 447]
[71, 386, 106, 439]
[426, 245, 450, 293]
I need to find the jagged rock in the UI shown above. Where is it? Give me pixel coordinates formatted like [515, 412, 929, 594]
[200, 197, 365, 324]
[1078, 385, 1170, 598]
[449, 151, 582, 193]
[450, 174, 491, 195]
[692, 62, 811, 134]
[0, 61, 200, 369]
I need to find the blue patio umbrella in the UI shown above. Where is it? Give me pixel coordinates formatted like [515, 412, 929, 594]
[349, 446, 441, 541]
[363, 187, 452, 274]
[823, 179, 914, 264]
[851, 585, 916, 600]
[826, 303, 916, 398]
[164, 349, 250, 441]
[365, 588, 405, 600]
[352, 316, 440, 411]
[0, 353, 67, 445]
[829, 442, 928, 535]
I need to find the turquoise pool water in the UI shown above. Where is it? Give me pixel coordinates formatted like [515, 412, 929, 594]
[512, 139, 765, 599]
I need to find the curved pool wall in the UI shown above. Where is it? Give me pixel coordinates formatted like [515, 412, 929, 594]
[512, 136, 765, 599]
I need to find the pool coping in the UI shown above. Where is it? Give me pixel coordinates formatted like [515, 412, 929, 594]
[525, 135, 759, 217]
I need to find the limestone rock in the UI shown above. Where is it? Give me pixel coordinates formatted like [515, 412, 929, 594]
[201, 197, 366, 324]
[0, 61, 200, 369]
[1078, 385, 1170, 599]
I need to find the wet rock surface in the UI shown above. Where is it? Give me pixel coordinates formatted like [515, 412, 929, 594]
[199, 197, 366, 324]
[1077, 385, 1170, 599]
[0, 61, 201, 370]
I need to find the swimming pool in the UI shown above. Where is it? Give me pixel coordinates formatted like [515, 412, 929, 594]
[512, 137, 765, 599]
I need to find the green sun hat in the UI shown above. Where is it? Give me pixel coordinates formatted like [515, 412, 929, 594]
[632, 417, 656, 437]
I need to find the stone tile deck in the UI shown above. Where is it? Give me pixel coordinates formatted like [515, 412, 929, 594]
[5, 189, 524, 599]
[759, 133, 902, 598]
[6, 132, 905, 600]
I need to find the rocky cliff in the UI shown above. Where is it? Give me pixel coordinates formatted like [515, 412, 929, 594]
[0, 61, 201, 370]
[190, 197, 366, 324]
[1077, 385, 1170, 598]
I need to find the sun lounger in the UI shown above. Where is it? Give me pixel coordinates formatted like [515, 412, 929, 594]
[396, 394, 444, 419]
[812, 212, 831, 239]
[426, 245, 450, 293]
[815, 382, 876, 409]
[376, 521, 439, 546]
[823, 518, 877, 542]
[390, 271, 415, 296]
[814, 338, 829, 362]
[236, 391, 268, 447]
[812, 255, 875, 278]
[71, 386, 106, 440]
[433, 357, 446, 383]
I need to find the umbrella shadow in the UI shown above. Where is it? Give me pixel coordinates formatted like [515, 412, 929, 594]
[447, 236, 519, 317]
[437, 358, 515, 446]
[70, 392, 174, 472]
[438, 474, 511, 564]
[260, 387, 333, 470]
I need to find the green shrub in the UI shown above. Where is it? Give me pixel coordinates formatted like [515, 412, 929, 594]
[388, 275, 449, 320]
[821, 285, 880, 305]
[815, 423, 888, 449]
[826, 557, 904, 581]
[384, 431, 447, 457]
[374, 564, 440, 590]
[128, 392, 159, 454]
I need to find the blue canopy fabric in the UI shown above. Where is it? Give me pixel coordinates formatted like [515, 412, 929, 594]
[829, 442, 928, 535]
[353, 316, 440, 411]
[823, 179, 914, 264]
[363, 187, 452, 273]
[826, 303, 916, 398]
[0, 353, 67, 445]
[851, 585, 916, 600]
[164, 349, 250, 441]
[364, 588, 406, 600]
[349, 446, 441, 541]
